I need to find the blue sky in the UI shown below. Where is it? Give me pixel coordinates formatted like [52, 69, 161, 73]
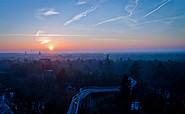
[0, 0, 185, 52]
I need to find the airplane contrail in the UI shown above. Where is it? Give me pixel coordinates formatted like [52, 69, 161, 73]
[132, 15, 185, 26]
[0, 33, 94, 37]
[64, 0, 104, 26]
[93, 16, 128, 27]
[64, 6, 97, 26]
[144, 0, 171, 18]
[93, 0, 139, 27]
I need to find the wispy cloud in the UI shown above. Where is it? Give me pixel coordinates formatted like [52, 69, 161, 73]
[93, 38, 119, 41]
[93, 0, 139, 26]
[64, 0, 104, 26]
[0, 34, 33, 36]
[94, 16, 126, 26]
[125, 0, 139, 16]
[42, 10, 60, 16]
[36, 37, 52, 45]
[144, 0, 171, 17]
[76, 0, 101, 5]
[35, 8, 60, 20]
[0, 30, 93, 45]
[131, 15, 185, 26]
[34, 30, 96, 44]
[35, 30, 94, 44]
[35, 31, 92, 44]
[0, 32, 93, 37]
[35, 31, 52, 44]
[76, 1, 87, 5]
[64, 7, 97, 26]
[35, 31, 93, 37]
[76, 0, 90, 5]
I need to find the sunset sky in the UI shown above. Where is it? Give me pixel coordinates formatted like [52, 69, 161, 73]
[0, 0, 185, 52]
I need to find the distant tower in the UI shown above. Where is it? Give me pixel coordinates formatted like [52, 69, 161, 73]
[106, 54, 109, 60]
[39, 51, 41, 55]
[25, 51, 27, 55]
[106, 54, 110, 64]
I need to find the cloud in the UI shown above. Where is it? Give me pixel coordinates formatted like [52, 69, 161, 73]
[35, 8, 60, 20]
[34, 30, 95, 44]
[131, 15, 185, 26]
[76, 0, 89, 5]
[35, 30, 91, 45]
[64, 0, 104, 26]
[0, 34, 33, 36]
[35, 30, 93, 37]
[64, 6, 97, 26]
[35, 31, 52, 44]
[36, 37, 52, 45]
[76, 0, 101, 5]
[93, 16, 128, 26]
[93, 38, 119, 41]
[42, 10, 60, 16]
[76, 1, 87, 5]
[144, 0, 171, 17]
[126, 0, 139, 16]
[93, 0, 139, 26]
[0, 32, 93, 37]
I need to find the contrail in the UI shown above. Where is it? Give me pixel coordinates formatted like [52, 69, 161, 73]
[93, 16, 128, 27]
[144, 0, 171, 18]
[64, 6, 97, 26]
[0, 34, 34, 36]
[35, 30, 95, 44]
[132, 15, 185, 26]
[93, 0, 139, 27]
[35, 30, 93, 37]
[64, 0, 104, 26]
[128, 0, 139, 16]
[0, 33, 93, 37]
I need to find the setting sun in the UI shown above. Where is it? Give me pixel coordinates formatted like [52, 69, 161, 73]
[49, 46, 54, 51]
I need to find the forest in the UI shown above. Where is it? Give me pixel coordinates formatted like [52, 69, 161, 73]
[0, 54, 185, 113]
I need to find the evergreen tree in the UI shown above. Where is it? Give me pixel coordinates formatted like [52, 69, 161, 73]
[56, 68, 68, 87]
[129, 61, 140, 80]
[119, 74, 131, 113]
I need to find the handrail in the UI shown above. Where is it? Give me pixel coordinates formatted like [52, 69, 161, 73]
[67, 77, 136, 114]
[67, 86, 120, 114]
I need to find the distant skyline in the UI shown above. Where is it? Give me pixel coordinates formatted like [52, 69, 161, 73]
[0, 0, 185, 52]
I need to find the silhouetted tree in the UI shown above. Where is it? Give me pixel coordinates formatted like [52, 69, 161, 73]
[152, 62, 169, 89]
[129, 61, 140, 80]
[56, 68, 68, 87]
[119, 74, 131, 113]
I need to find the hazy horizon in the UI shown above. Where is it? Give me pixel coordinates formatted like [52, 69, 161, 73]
[1, 49, 185, 54]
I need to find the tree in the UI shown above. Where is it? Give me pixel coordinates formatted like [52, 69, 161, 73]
[152, 62, 169, 89]
[119, 74, 131, 113]
[129, 61, 140, 80]
[56, 68, 68, 87]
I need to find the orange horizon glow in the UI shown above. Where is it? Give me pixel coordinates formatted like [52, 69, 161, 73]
[0, 36, 185, 51]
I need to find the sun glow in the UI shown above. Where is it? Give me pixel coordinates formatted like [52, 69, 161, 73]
[49, 46, 54, 51]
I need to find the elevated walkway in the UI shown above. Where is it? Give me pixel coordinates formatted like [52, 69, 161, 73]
[67, 86, 121, 114]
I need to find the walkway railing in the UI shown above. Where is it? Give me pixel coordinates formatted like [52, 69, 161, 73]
[67, 86, 121, 114]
